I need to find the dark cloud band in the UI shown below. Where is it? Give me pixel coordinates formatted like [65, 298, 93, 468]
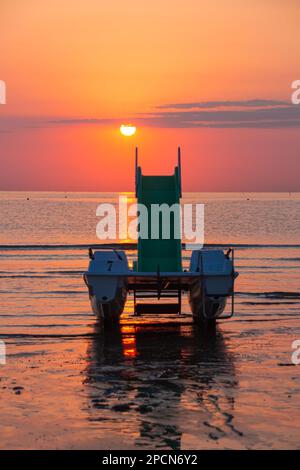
[1, 99, 300, 131]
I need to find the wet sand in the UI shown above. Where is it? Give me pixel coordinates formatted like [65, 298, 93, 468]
[1, 314, 300, 449]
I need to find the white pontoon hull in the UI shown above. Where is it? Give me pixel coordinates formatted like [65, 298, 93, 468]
[89, 282, 127, 324]
[188, 281, 227, 321]
[84, 248, 238, 324]
[83, 250, 130, 325]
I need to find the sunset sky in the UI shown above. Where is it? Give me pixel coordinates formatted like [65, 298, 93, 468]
[0, 0, 300, 191]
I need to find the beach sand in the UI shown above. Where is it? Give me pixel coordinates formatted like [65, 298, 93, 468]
[1, 315, 300, 449]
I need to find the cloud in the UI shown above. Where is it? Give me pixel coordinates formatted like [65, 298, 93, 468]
[141, 100, 300, 128]
[46, 118, 115, 125]
[0, 116, 116, 132]
[156, 99, 291, 109]
[1, 99, 300, 131]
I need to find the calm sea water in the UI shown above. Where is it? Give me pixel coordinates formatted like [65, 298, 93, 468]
[0, 192, 300, 449]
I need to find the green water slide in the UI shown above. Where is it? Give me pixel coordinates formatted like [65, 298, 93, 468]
[135, 148, 182, 272]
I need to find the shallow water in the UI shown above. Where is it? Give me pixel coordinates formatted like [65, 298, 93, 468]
[0, 192, 300, 449]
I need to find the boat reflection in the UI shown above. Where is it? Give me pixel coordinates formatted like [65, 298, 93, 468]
[85, 320, 238, 450]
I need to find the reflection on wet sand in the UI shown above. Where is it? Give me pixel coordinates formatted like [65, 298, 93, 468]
[85, 321, 239, 450]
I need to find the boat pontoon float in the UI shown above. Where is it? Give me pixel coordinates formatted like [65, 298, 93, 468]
[84, 148, 238, 326]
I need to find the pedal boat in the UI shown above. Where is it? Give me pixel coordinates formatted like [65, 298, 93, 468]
[84, 148, 238, 326]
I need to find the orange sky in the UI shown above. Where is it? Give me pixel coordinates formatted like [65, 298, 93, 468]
[0, 0, 300, 191]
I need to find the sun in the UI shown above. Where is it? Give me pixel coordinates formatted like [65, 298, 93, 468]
[120, 124, 136, 137]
